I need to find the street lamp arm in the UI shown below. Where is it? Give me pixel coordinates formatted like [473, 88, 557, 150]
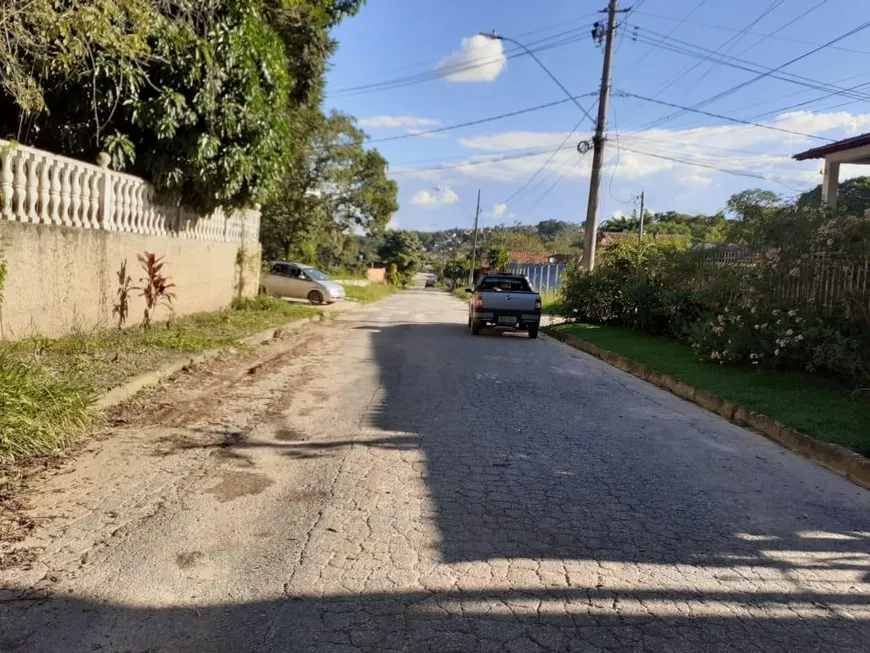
[479, 31, 596, 127]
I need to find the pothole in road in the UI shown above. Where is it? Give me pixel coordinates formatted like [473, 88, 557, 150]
[204, 471, 274, 503]
[175, 550, 203, 569]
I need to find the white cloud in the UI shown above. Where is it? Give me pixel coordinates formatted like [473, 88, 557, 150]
[410, 186, 460, 207]
[437, 35, 507, 83]
[684, 174, 713, 187]
[360, 115, 440, 128]
[386, 215, 399, 230]
[457, 131, 579, 151]
[440, 187, 460, 205]
[492, 203, 508, 218]
[411, 190, 437, 206]
[444, 109, 870, 192]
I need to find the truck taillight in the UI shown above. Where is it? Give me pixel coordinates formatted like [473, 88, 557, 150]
[534, 297, 542, 311]
[474, 295, 484, 309]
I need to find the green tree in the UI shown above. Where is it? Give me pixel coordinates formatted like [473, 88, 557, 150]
[603, 213, 640, 233]
[260, 109, 397, 260]
[378, 231, 422, 286]
[443, 258, 471, 290]
[797, 176, 870, 216]
[0, 0, 366, 212]
[487, 246, 510, 272]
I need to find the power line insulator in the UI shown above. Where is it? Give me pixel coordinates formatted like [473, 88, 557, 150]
[592, 22, 605, 46]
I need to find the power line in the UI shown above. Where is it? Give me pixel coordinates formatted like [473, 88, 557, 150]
[523, 159, 584, 212]
[625, 21, 870, 103]
[622, 0, 711, 70]
[329, 22, 597, 97]
[627, 31, 870, 102]
[641, 18, 870, 130]
[746, 78, 870, 122]
[499, 116, 588, 206]
[616, 145, 789, 184]
[615, 91, 835, 142]
[634, 9, 870, 56]
[340, 11, 601, 86]
[366, 94, 596, 143]
[483, 32, 597, 126]
[395, 144, 577, 173]
[725, 70, 870, 116]
[643, 0, 787, 104]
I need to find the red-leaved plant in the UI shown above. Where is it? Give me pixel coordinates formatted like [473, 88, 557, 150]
[137, 252, 176, 329]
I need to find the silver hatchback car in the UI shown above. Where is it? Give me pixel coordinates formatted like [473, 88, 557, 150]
[261, 261, 346, 305]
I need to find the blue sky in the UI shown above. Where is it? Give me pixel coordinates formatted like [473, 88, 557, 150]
[324, 0, 870, 232]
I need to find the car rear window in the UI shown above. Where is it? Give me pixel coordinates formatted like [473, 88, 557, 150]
[478, 277, 532, 292]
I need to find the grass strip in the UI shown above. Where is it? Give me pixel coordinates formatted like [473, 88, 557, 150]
[343, 283, 398, 304]
[0, 296, 319, 462]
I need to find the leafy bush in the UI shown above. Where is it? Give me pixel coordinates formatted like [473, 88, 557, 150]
[560, 240, 703, 337]
[685, 304, 869, 386]
[560, 265, 625, 324]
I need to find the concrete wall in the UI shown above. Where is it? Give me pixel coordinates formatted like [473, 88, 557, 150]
[0, 222, 260, 340]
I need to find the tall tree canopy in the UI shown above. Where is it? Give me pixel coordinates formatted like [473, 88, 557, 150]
[0, 0, 366, 211]
[260, 110, 397, 262]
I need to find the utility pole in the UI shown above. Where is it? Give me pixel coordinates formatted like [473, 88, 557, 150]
[581, 0, 620, 271]
[469, 189, 481, 287]
[638, 190, 645, 240]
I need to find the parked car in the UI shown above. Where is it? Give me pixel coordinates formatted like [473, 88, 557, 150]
[425, 276, 437, 288]
[466, 273, 541, 338]
[260, 261, 346, 304]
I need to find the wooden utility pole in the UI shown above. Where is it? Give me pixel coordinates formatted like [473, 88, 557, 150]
[469, 189, 481, 287]
[581, 0, 620, 271]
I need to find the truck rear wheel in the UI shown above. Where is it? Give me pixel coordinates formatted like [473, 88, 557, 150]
[528, 325, 539, 339]
[471, 320, 481, 335]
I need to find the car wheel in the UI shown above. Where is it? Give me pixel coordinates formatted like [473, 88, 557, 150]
[308, 290, 324, 305]
[528, 325, 539, 339]
[471, 320, 481, 336]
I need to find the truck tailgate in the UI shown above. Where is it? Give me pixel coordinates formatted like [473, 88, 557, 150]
[479, 291, 538, 312]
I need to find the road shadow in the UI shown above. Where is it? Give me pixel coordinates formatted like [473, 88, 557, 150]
[2, 584, 869, 652]
[2, 319, 868, 651]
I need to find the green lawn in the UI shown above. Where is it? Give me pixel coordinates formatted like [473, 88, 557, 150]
[550, 324, 870, 457]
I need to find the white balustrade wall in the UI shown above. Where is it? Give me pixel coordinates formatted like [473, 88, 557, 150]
[0, 141, 263, 340]
[0, 140, 260, 245]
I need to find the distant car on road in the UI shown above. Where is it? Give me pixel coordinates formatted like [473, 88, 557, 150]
[425, 276, 437, 288]
[261, 261, 346, 305]
[466, 273, 541, 338]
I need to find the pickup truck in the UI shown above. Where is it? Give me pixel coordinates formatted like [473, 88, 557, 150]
[466, 273, 542, 338]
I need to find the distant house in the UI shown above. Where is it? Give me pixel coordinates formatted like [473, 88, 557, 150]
[508, 251, 552, 264]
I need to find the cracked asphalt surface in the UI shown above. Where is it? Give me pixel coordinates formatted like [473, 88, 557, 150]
[1, 288, 868, 652]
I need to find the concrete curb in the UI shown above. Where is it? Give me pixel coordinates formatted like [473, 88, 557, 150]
[95, 314, 328, 411]
[549, 329, 870, 491]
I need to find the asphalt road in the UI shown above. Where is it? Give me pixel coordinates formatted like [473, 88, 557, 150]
[1, 288, 868, 652]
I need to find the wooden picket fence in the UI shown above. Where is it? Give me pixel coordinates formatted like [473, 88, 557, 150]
[700, 246, 870, 313]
